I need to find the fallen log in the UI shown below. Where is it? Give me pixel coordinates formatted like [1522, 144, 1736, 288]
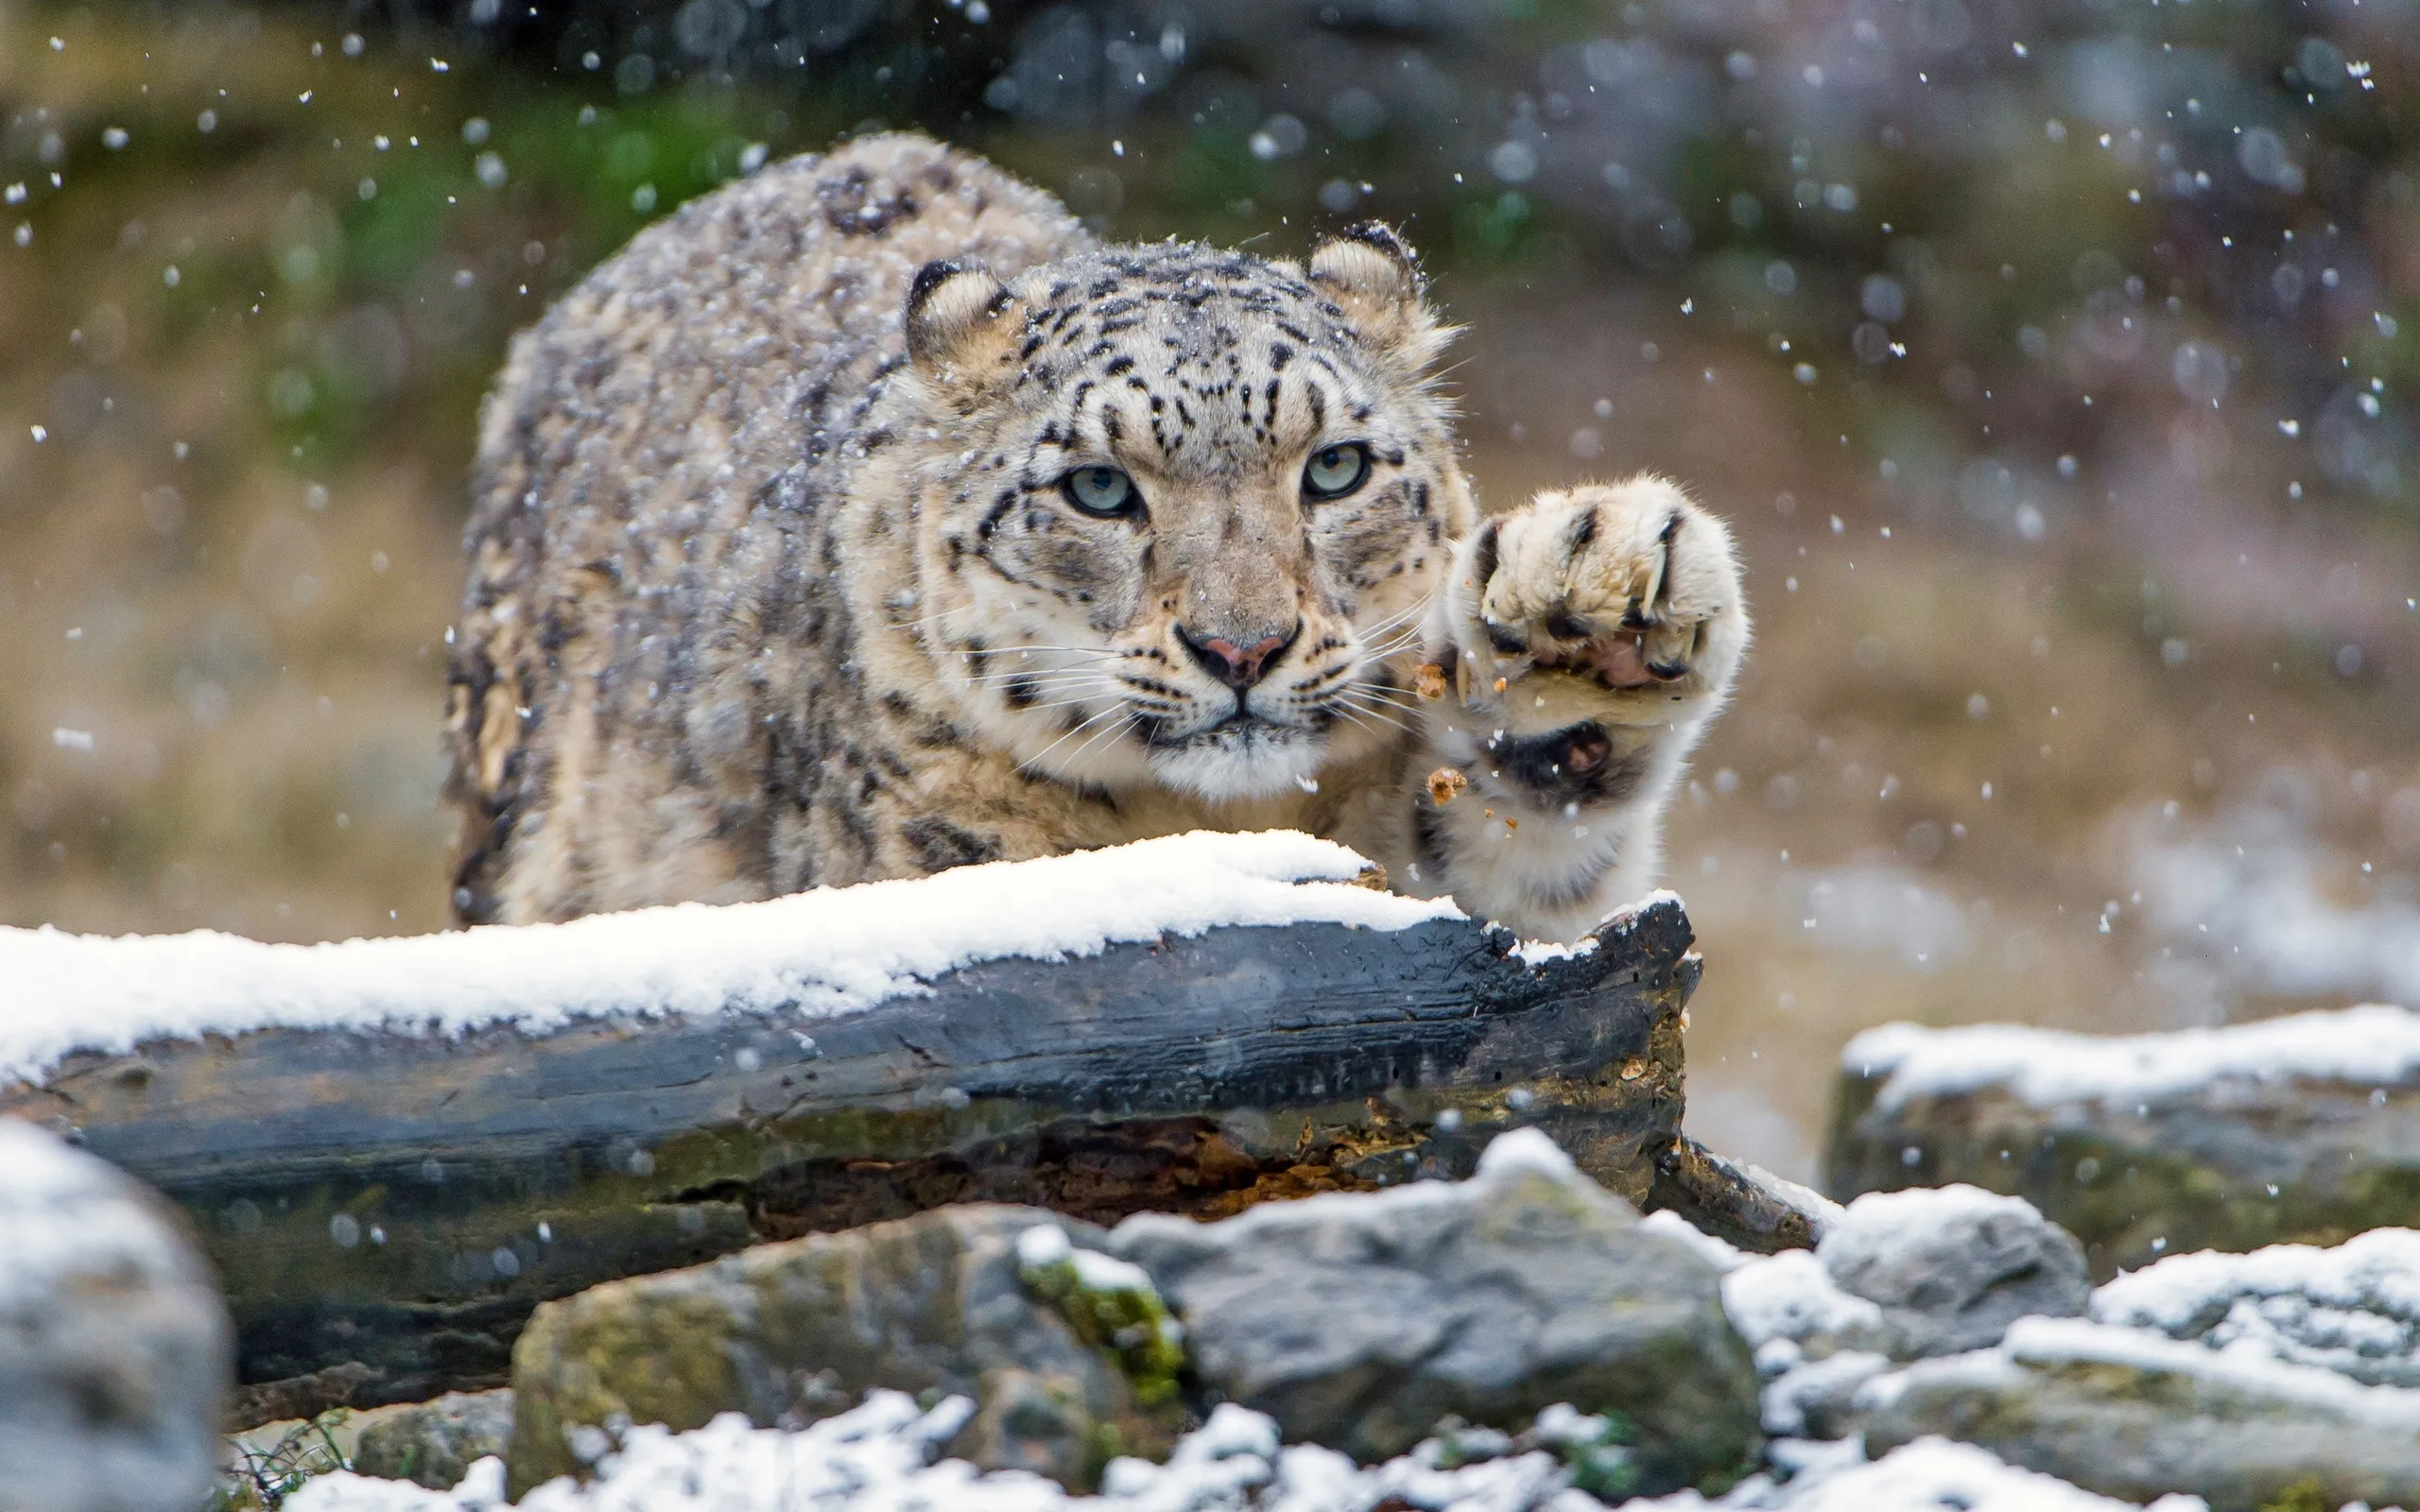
[0, 833, 1800, 1423]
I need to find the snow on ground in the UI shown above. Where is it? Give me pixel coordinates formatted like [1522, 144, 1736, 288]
[1641, 1210, 1754, 1274]
[2094, 1228, 2420, 1383]
[0, 831, 1459, 1085]
[1689, 1436, 2176, 1512]
[283, 1393, 1582, 1512]
[1719, 1249, 1886, 1353]
[1843, 1003, 2420, 1112]
[283, 1393, 2204, 1512]
[1874, 1314, 2420, 1431]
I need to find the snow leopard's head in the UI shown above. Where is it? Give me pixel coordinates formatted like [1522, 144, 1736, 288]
[890, 228, 1474, 802]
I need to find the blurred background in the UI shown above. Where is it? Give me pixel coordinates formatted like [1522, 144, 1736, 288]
[3, 0, 2415, 1181]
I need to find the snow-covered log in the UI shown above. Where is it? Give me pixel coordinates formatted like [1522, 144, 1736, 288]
[0, 833, 1789, 1424]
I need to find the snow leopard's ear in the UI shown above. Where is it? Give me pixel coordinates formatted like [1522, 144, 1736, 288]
[904, 260, 1024, 386]
[1308, 223, 1451, 372]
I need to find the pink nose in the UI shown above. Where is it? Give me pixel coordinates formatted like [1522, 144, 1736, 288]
[1179, 626, 1297, 690]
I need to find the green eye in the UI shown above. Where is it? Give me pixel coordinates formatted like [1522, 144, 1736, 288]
[1061, 466, 1138, 516]
[1303, 443, 1371, 500]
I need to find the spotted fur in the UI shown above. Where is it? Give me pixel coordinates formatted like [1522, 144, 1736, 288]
[443, 134, 1746, 939]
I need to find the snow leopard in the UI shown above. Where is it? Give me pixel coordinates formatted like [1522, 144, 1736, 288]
[443, 133, 1748, 942]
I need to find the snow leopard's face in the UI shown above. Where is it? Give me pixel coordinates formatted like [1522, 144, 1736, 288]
[895, 232, 1474, 802]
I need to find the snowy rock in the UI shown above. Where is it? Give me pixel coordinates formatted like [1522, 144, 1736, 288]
[1860, 1315, 2420, 1511]
[1756, 1349, 1890, 1440]
[1720, 1249, 1891, 1360]
[1109, 1128, 1761, 1492]
[1828, 1005, 2420, 1276]
[504, 1204, 1183, 1498]
[350, 1389, 513, 1489]
[1715, 1188, 2086, 1464]
[1818, 1186, 2090, 1358]
[2093, 1227, 2420, 1387]
[0, 1120, 233, 1511]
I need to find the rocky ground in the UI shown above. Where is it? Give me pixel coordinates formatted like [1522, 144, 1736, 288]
[233, 1120, 2420, 1511]
[9, 860, 2420, 1512]
[17, 998, 2420, 1512]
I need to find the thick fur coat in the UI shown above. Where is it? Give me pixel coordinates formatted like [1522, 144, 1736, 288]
[445, 134, 1747, 941]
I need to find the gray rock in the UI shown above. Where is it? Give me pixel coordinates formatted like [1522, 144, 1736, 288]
[351, 1389, 513, 1489]
[1819, 1185, 2090, 1358]
[1861, 1315, 2420, 1512]
[1110, 1129, 1760, 1494]
[1827, 1009, 2420, 1279]
[505, 1204, 1183, 1498]
[1759, 1349, 1889, 1440]
[2091, 1228, 2420, 1388]
[0, 1120, 233, 1512]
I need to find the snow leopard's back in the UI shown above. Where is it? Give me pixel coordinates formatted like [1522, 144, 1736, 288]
[443, 135, 1089, 924]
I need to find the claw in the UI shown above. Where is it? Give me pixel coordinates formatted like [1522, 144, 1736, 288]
[1582, 631, 1657, 689]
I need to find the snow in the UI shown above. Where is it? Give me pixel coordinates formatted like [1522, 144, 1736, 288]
[1832, 1183, 2034, 1237]
[1508, 934, 1601, 965]
[0, 1120, 199, 1312]
[1996, 1315, 2420, 1427]
[1819, 1184, 2052, 1284]
[1842, 1003, 2420, 1112]
[1739, 1163, 1844, 1241]
[1503, 888, 1680, 965]
[280, 1392, 2203, 1512]
[1016, 1222, 1162, 1297]
[1642, 1209, 1753, 1274]
[0, 831, 1459, 1086]
[283, 1392, 1589, 1512]
[1718, 1248, 1885, 1351]
[2094, 1228, 2420, 1383]
[1475, 1125, 1581, 1179]
[1758, 1349, 1888, 1438]
[1731, 1435, 2160, 1512]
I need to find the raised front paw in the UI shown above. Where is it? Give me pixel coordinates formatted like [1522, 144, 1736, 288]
[1436, 477, 1748, 727]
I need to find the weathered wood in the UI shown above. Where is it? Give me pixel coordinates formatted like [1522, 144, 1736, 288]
[3, 898, 1766, 1422]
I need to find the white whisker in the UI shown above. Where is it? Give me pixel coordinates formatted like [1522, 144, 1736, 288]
[1340, 680, 1423, 711]
[1021, 703, 1132, 771]
[1329, 699, 1414, 736]
[1063, 713, 1135, 768]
